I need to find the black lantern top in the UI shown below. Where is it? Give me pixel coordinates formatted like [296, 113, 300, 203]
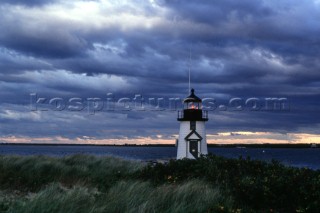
[184, 88, 202, 103]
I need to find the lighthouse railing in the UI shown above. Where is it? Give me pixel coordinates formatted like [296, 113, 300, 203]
[203, 110, 208, 119]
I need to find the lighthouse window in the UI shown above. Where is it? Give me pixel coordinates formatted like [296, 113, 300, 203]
[190, 121, 196, 130]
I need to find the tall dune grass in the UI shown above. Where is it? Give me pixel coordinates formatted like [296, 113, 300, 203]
[5, 181, 230, 213]
[1, 154, 320, 212]
[0, 154, 142, 191]
[103, 180, 231, 213]
[0, 155, 231, 212]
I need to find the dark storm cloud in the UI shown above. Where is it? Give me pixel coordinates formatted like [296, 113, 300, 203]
[0, 0, 56, 7]
[164, 0, 320, 41]
[0, 26, 91, 58]
[0, 48, 53, 74]
[0, 4, 92, 58]
[0, 0, 319, 141]
[163, 0, 274, 24]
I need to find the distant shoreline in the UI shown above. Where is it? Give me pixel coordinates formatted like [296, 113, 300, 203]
[0, 143, 318, 148]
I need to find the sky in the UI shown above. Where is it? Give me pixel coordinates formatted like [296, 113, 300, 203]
[0, 0, 320, 144]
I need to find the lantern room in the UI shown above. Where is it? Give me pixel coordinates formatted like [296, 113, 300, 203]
[183, 88, 202, 110]
[177, 88, 208, 122]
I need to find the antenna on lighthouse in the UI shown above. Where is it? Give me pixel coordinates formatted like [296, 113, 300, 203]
[188, 46, 191, 93]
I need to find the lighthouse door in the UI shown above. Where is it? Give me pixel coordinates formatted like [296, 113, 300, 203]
[189, 140, 199, 158]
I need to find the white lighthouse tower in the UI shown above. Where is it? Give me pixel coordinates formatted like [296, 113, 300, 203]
[177, 88, 208, 159]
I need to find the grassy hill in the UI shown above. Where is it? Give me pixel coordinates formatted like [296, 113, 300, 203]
[0, 154, 319, 213]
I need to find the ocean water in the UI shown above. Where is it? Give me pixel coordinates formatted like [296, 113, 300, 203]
[0, 145, 319, 170]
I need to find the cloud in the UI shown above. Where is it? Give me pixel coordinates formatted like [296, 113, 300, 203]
[0, 47, 52, 74]
[0, 0, 319, 142]
[0, 0, 56, 7]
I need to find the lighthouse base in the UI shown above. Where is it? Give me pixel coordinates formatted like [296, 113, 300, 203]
[177, 121, 208, 159]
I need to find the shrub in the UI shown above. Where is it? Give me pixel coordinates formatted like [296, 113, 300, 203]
[137, 154, 320, 212]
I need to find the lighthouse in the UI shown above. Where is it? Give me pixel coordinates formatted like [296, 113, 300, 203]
[177, 88, 208, 159]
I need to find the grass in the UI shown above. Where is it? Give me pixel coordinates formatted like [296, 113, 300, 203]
[2, 181, 228, 213]
[0, 154, 319, 212]
[0, 155, 141, 192]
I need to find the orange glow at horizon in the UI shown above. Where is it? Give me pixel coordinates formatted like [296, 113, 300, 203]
[0, 132, 319, 144]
